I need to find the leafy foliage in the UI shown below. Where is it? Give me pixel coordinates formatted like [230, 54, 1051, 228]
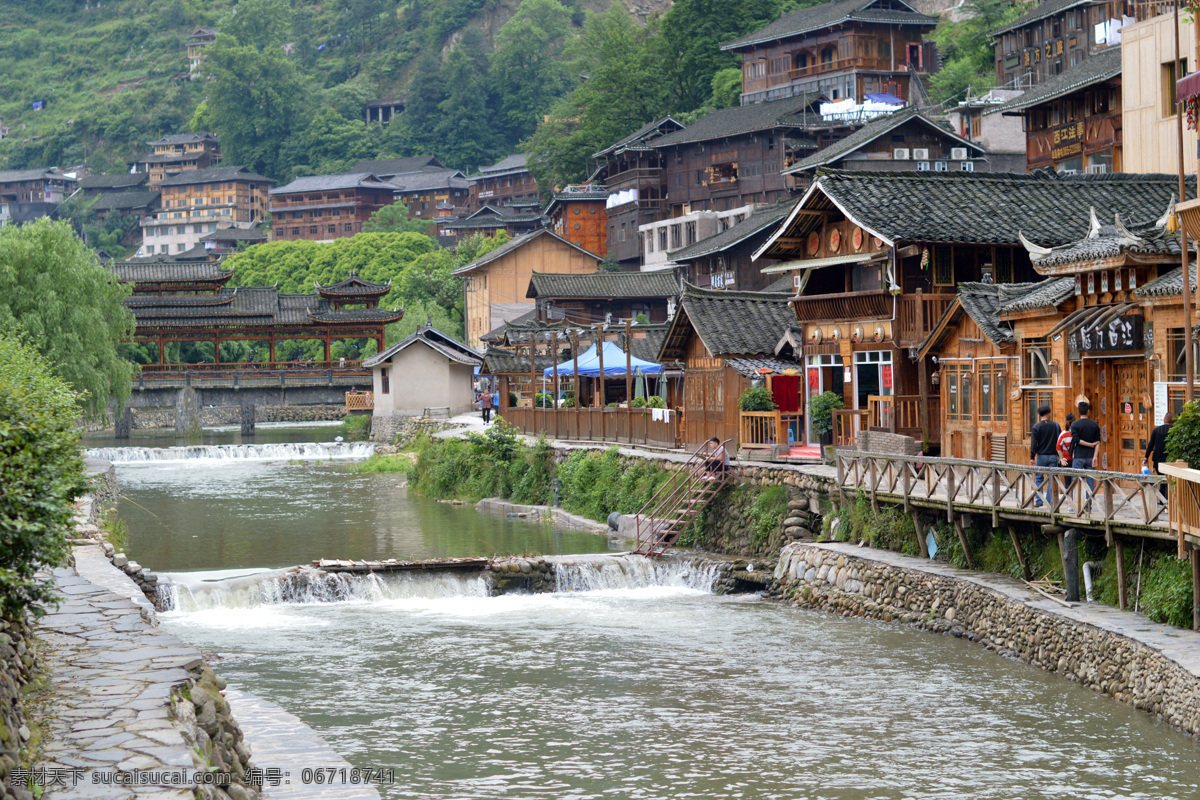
[738, 387, 777, 412]
[0, 219, 134, 419]
[0, 333, 87, 620]
[1165, 401, 1200, 467]
[808, 391, 844, 435]
[927, 0, 1020, 106]
[362, 203, 434, 235]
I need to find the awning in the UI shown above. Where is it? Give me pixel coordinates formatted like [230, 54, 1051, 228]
[760, 251, 883, 274]
[865, 92, 903, 104]
[544, 341, 662, 377]
[1178, 70, 1200, 103]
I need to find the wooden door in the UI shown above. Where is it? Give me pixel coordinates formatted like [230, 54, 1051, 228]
[1115, 361, 1149, 475]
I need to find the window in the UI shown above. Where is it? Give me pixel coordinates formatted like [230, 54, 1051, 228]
[917, 161, 931, 171]
[309, 225, 318, 235]
[1022, 337, 1051, 385]
[1164, 59, 1189, 117]
[961, 161, 975, 172]
[291, 227, 300, 236]
[670, 224, 682, 249]
[1025, 389, 1053, 440]
[328, 224, 336, 234]
[381, 368, 390, 395]
[970, 115, 981, 138]
[658, 228, 668, 251]
[977, 362, 1008, 423]
[933, 246, 954, 286]
[934, 161, 948, 172]
[685, 221, 697, 245]
[344, 223, 353, 232]
[646, 234, 654, 254]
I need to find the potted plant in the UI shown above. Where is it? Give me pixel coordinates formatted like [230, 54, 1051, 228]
[738, 386, 777, 412]
[647, 396, 667, 409]
[808, 390, 844, 448]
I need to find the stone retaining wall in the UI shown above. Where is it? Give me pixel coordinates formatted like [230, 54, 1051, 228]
[0, 619, 35, 800]
[107, 405, 346, 431]
[775, 542, 1200, 738]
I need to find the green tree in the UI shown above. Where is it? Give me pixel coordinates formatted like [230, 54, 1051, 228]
[391, 231, 511, 341]
[928, 0, 1020, 106]
[708, 67, 742, 110]
[362, 203, 432, 234]
[398, 48, 447, 155]
[279, 108, 376, 178]
[436, 30, 503, 171]
[205, 33, 309, 177]
[221, 0, 292, 51]
[0, 219, 134, 419]
[490, 0, 573, 145]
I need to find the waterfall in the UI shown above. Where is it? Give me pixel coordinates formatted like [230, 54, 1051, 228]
[86, 441, 374, 464]
[161, 567, 489, 612]
[552, 555, 722, 593]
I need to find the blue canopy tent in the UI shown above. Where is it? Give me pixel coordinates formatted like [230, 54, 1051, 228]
[544, 341, 661, 377]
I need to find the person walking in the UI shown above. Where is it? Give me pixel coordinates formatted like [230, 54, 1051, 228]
[480, 388, 493, 424]
[1056, 413, 1076, 491]
[1031, 405, 1061, 508]
[1145, 412, 1176, 499]
[1069, 401, 1102, 513]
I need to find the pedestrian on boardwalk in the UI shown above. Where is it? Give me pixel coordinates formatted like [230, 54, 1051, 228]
[1056, 413, 1076, 491]
[1069, 401, 1102, 513]
[1145, 412, 1176, 499]
[1031, 404, 1060, 508]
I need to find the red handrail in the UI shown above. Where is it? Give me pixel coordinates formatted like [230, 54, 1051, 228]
[633, 438, 734, 556]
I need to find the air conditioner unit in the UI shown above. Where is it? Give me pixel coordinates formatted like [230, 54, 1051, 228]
[1086, 164, 1108, 174]
[951, 147, 968, 160]
[912, 148, 930, 160]
[1060, 169, 1079, 175]
[893, 148, 910, 160]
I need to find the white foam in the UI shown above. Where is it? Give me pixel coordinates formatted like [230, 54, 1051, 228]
[86, 441, 374, 464]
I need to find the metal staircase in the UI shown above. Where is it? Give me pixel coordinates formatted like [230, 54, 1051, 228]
[633, 439, 733, 558]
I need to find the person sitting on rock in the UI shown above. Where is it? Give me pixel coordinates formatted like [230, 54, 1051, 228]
[703, 437, 728, 481]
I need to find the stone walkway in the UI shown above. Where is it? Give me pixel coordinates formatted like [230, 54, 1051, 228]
[224, 690, 380, 800]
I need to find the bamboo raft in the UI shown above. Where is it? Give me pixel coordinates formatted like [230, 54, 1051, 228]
[312, 556, 492, 573]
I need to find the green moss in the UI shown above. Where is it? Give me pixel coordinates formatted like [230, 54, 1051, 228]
[340, 454, 414, 474]
[342, 414, 370, 440]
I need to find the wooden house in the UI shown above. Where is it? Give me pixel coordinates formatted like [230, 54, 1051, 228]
[186, 28, 218, 73]
[389, 168, 470, 221]
[0, 168, 76, 204]
[751, 169, 1183, 450]
[986, 45, 1122, 173]
[363, 324, 482, 421]
[436, 204, 546, 247]
[990, 0, 1122, 91]
[268, 173, 396, 243]
[133, 133, 221, 185]
[668, 201, 796, 292]
[78, 172, 149, 198]
[526, 270, 680, 325]
[721, 0, 938, 106]
[658, 283, 798, 449]
[139, 166, 272, 258]
[544, 185, 609, 256]
[467, 154, 539, 212]
[351, 156, 444, 181]
[453, 229, 603, 348]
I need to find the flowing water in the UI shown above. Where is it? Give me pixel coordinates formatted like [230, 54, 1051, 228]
[88, 427, 1200, 799]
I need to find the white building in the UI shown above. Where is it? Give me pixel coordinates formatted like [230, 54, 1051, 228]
[638, 205, 756, 271]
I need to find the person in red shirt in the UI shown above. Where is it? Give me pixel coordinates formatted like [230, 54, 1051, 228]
[1056, 413, 1075, 493]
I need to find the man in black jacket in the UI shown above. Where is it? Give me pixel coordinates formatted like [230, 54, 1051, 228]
[1031, 404, 1060, 508]
[1069, 401, 1102, 513]
[1145, 413, 1176, 499]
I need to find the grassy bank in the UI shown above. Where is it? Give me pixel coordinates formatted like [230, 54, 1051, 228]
[828, 490, 1194, 630]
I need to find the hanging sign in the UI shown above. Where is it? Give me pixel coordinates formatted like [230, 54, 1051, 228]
[882, 364, 893, 389]
[1154, 382, 1169, 425]
[1123, 401, 1133, 414]
[1071, 312, 1143, 353]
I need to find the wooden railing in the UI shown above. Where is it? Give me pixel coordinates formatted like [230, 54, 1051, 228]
[789, 290, 891, 323]
[896, 292, 955, 345]
[739, 411, 803, 450]
[1158, 461, 1200, 556]
[501, 407, 681, 449]
[345, 391, 374, 412]
[832, 409, 868, 447]
[837, 451, 1169, 536]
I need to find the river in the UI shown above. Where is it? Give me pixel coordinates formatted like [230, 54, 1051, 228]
[86, 426, 1200, 799]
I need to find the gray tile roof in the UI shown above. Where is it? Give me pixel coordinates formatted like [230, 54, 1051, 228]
[147, 133, 217, 146]
[364, 325, 481, 368]
[650, 94, 826, 148]
[1031, 217, 1180, 268]
[787, 169, 1189, 248]
[990, 0, 1097, 36]
[271, 172, 395, 194]
[452, 229, 598, 276]
[315, 274, 391, 295]
[157, 166, 273, 187]
[661, 282, 795, 359]
[90, 191, 160, 211]
[722, 0, 935, 50]
[785, 106, 984, 174]
[198, 227, 267, 242]
[1137, 264, 1198, 298]
[478, 154, 527, 173]
[726, 357, 802, 377]
[622, 323, 673, 365]
[0, 168, 71, 183]
[985, 46, 1121, 116]
[390, 168, 469, 193]
[668, 200, 798, 262]
[996, 277, 1076, 312]
[481, 309, 538, 343]
[481, 346, 557, 375]
[592, 117, 686, 159]
[956, 282, 1015, 345]
[79, 173, 148, 190]
[761, 274, 796, 293]
[110, 262, 232, 284]
[125, 286, 401, 328]
[526, 270, 680, 300]
[351, 156, 442, 176]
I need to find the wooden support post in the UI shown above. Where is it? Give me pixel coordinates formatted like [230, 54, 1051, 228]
[323, 334, 331, 364]
[946, 467, 955, 522]
[529, 339, 536, 430]
[269, 336, 275, 365]
[916, 288, 928, 443]
[1063, 528, 1080, 602]
[912, 509, 929, 559]
[598, 330, 606, 440]
[1007, 524, 1031, 582]
[552, 333, 559, 437]
[953, 514, 974, 569]
[625, 316, 633, 408]
[1115, 535, 1127, 611]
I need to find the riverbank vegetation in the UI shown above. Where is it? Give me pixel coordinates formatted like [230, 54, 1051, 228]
[0, 333, 86, 619]
[830, 490, 1194, 631]
[340, 453, 414, 474]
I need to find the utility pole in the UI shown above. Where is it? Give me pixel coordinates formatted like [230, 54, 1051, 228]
[1175, 0, 1196, 401]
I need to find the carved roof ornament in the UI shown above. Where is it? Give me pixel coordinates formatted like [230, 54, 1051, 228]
[1156, 193, 1178, 231]
[1018, 231, 1052, 261]
[1113, 214, 1145, 248]
[1087, 206, 1102, 240]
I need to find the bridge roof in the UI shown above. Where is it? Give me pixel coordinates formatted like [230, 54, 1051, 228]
[110, 262, 234, 286]
[124, 286, 401, 330]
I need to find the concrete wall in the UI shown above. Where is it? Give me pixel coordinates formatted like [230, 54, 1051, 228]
[127, 384, 353, 408]
[1123, 13, 1199, 176]
[372, 343, 475, 418]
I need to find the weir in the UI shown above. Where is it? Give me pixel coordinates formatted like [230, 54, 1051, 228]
[86, 440, 375, 464]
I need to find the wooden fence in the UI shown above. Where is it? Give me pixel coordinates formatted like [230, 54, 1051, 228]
[1159, 461, 1200, 556]
[502, 407, 681, 449]
[739, 411, 803, 450]
[344, 391, 374, 412]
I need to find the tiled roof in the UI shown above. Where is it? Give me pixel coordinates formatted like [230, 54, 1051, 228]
[1030, 216, 1180, 268]
[125, 286, 401, 328]
[526, 270, 680, 300]
[1137, 264, 1199, 298]
[785, 106, 984, 174]
[0, 168, 70, 183]
[481, 309, 538, 343]
[920, 281, 1020, 357]
[622, 323, 673, 365]
[763, 170, 1189, 253]
[111, 261, 232, 285]
[308, 308, 404, 323]
[723, 0, 935, 50]
[990, 0, 1097, 36]
[452, 229, 598, 275]
[762, 274, 796, 293]
[390, 168, 469, 193]
[660, 282, 795, 360]
[198, 228, 267, 242]
[480, 346, 557, 375]
[985, 46, 1121, 116]
[351, 156, 443, 175]
[90, 191, 160, 211]
[364, 325, 481, 368]
[650, 94, 826, 148]
[271, 172, 395, 194]
[478, 154, 527, 173]
[997, 277, 1076, 312]
[726, 357, 802, 377]
[441, 214, 545, 230]
[79, 173, 148, 190]
[315, 274, 391, 295]
[147, 133, 217, 146]
[592, 117, 686, 159]
[157, 166, 273, 187]
[668, 200, 797, 262]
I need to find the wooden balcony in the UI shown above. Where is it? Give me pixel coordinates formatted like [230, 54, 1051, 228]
[739, 411, 803, 451]
[896, 292, 954, 346]
[790, 290, 891, 323]
[345, 391, 374, 413]
[867, 394, 938, 443]
[502, 406, 681, 450]
[832, 409, 868, 447]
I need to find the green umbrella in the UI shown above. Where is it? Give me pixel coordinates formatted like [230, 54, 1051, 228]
[634, 367, 647, 401]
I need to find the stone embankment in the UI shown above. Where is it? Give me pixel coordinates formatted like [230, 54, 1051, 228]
[94, 405, 346, 432]
[775, 542, 1200, 738]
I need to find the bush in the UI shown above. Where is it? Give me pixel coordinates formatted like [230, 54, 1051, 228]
[535, 391, 555, 408]
[809, 391, 844, 435]
[1141, 553, 1194, 628]
[0, 334, 86, 619]
[647, 396, 666, 409]
[342, 414, 370, 440]
[738, 386, 776, 411]
[508, 392, 518, 407]
[1166, 401, 1200, 467]
[631, 396, 647, 408]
